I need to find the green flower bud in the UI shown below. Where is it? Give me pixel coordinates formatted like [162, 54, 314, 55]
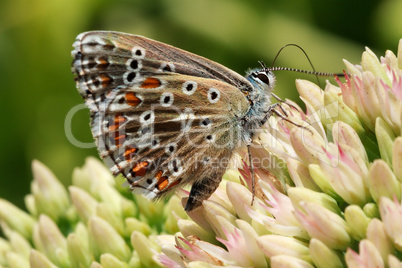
[271, 255, 314, 268]
[96, 202, 125, 236]
[369, 159, 401, 203]
[288, 187, 341, 216]
[388, 254, 402, 268]
[332, 121, 368, 163]
[0, 200, 35, 239]
[69, 186, 98, 223]
[67, 233, 92, 268]
[379, 197, 402, 251]
[6, 251, 30, 268]
[309, 238, 343, 268]
[308, 164, 338, 199]
[163, 195, 186, 234]
[295, 79, 324, 113]
[375, 117, 396, 166]
[361, 48, 390, 85]
[345, 240, 384, 267]
[31, 160, 70, 221]
[392, 137, 402, 182]
[295, 202, 351, 250]
[177, 219, 216, 244]
[324, 87, 364, 134]
[344, 205, 371, 240]
[363, 203, 380, 218]
[88, 216, 131, 261]
[100, 253, 129, 268]
[125, 217, 152, 237]
[257, 235, 310, 262]
[226, 181, 259, 222]
[237, 220, 267, 267]
[29, 250, 58, 268]
[134, 195, 164, 225]
[287, 158, 320, 191]
[35, 215, 69, 267]
[131, 231, 160, 267]
[24, 194, 37, 217]
[367, 219, 394, 267]
[3, 228, 31, 260]
[202, 200, 237, 238]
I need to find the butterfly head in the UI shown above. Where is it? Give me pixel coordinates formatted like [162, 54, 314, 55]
[249, 69, 276, 90]
[245, 68, 276, 105]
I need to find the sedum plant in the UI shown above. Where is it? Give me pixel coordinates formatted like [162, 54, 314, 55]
[1, 39, 402, 268]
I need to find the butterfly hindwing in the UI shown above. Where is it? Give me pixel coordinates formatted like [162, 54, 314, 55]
[72, 31, 252, 210]
[92, 75, 248, 199]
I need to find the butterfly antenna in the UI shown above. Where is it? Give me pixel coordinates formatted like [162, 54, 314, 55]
[259, 44, 345, 86]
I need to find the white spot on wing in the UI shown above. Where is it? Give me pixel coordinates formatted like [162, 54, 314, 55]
[160, 92, 174, 107]
[158, 62, 175, 72]
[140, 111, 155, 125]
[207, 88, 220, 103]
[131, 46, 146, 59]
[182, 81, 197, 95]
[126, 59, 142, 71]
[165, 143, 177, 155]
[169, 158, 183, 176]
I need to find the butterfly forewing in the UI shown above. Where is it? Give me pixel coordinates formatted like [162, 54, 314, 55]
[73, 32, 253, 96]
[72, 31, 252, 210]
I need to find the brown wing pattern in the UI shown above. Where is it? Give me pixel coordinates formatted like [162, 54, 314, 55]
[72, 31, 251, 210]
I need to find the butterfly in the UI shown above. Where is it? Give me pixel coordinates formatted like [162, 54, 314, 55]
[71, 31, 281, 212]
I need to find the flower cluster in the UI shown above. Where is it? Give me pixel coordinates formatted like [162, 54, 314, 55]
[0, 40, 401, 267]
[0, 158, 188, 267]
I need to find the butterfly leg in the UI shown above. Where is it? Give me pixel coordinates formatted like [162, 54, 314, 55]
[271, 92, 301, 113]
[260, 103, 311, 133]
[248, 144, 256, 206]
[271, 108, 312, 133]
[185, 174, 223, 212]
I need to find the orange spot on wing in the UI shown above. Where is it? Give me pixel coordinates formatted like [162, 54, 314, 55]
[114, 134, 125, 147]
[125, 92, 141, 106]
[109, 114, 126, 131]
[114, 114, 126, 123]
[157, 176, 169, 190]
[97, 57, 109, 69]
[99, 74, 112, 86]
[132, 161, 149, 177]
[123, 147, 137, 160]
[167, 179, 181, 189]
[155, 170, 163, 180]
[141, 77, 161, 89]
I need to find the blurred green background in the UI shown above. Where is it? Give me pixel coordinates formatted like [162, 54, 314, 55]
[0, 0, 401, 208]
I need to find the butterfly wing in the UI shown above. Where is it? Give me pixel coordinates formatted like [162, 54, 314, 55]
[72, 31, 251, 211]
[72, 31, 254, 97]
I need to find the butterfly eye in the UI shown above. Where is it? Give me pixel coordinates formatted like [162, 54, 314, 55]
[257, 72, 269, 85]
